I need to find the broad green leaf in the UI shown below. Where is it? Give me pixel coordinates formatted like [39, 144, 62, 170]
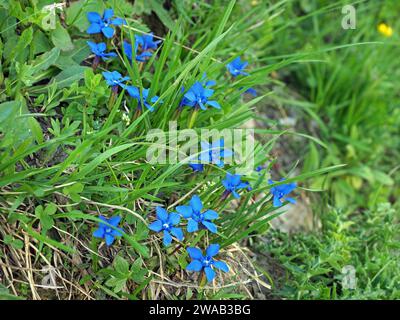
[51, 22, 74, 51]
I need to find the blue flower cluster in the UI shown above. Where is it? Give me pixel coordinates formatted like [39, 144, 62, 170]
[226, 56, 257, 96]
[189, 139, 233, 172]
[147, 195, 228, 282]
[86, 9, 163, 112]
[87, 8, 298, 284]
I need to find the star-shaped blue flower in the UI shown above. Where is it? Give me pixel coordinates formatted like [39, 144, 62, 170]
[189, 139, 233, 172]
[200, 139, 233, 167]
[176, 195, 218, 233]
[102, 71, 130, 89]
[135, 33, 161, 51]
[93, 215, 123, 246]
[269, 178, 297, 207]
[87, 9, 126, 38]
[125, 86, 162, 112]
[180, 82, 220, 110]
[123, 41, 153, 62]
[148, 207, 183, 246]
[222, 173, 251, 199]
[226, 57, 249, 77]
[87, 41, 117, 61]
[186, 244, 229, 282]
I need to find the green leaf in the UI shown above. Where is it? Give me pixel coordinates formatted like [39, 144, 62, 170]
[106, 277, 126, 293]
[148, 0, 177, 33]
[11, 26, 33, 62]
[31, 47, 60, 73]
[66, 0, 105, 32]
[53, 65, 89, 88]
[115, 256, 130, 275]
[44, 203, 57, 216]
[51, 22, 74, 51]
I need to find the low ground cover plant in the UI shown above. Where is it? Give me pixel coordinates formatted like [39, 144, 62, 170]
[0, 0, 398, 300]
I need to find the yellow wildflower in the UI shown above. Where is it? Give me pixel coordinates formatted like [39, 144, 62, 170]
[378, 23, 393, 37]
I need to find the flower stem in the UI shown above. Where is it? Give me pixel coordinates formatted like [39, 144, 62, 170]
[199, 273, 207, 287]
[188, 108, 198, 129]
[92, 56, 100, 71]
[134, 107, 141, 119]
[108, 86, 118, 111]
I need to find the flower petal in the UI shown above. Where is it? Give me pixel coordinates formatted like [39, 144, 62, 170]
[204, 266, 216, 282]
[87, 23, 101, 34]
[97, 42, 107, 52]
[207, 100, 221, 109]
[101, 26, 114, 38]
[203, 209, 218, 220]
[111, 227, 123, 237]
[170, 227, 184, 241]
[163, 230, 172, 246]
[99, 216, 108, 228]
[111, 18, 125, 26]
[202, 221, 217, 233]
[103, 8, 114, 20]
[148, 220, 163, 232]
[237, 182, 249, 190]
[206, 244, 220, 257]
[168, 213, 180, 225]
[105, 234, 115, 246]
[232, 191, 240, 199]
[187, 219, 199, 233]
[87, 12, 102, 23]
[273, 196, 282, 207]
[93, 228, 105, 239]
[187, 247, 203, 260]
[186, 260, 202, 272]
[190, 195, 203, 212]
[109, 216, 121, 226]
[285, 197, 296, 204]
[176, 205, 193, 218]
[86, 41, 98, 52]
[213, 260, 229, 272]
[189, 163, 204, 172]
[156, 207, 168, 222]
[123, 41, 133, 60]
[126, 85, 140, 98]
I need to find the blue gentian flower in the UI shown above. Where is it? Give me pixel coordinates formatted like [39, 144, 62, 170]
[93, 215, 123, 246]
[226, 57, 249, 77]
[222, 173, 250, 199]
[125, 86, 162, 112]
[102, 71, 130, 89]
[242, 87, 257, 96]
[189, 139, 233, 172]
[188, 163, 204, 172]
[176, 195, 218, 233]
[148, 207, 183, 246]
[199, 139, 233, 167]
[269, 178, 297, 207]
[87, 9, 126, 38]
[87, 41, 117, 61]
[123, 41, 152, 62]
[186, 244, 229, 282]
[180, 82, 220, 110]
[135, 33, 161, 51]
